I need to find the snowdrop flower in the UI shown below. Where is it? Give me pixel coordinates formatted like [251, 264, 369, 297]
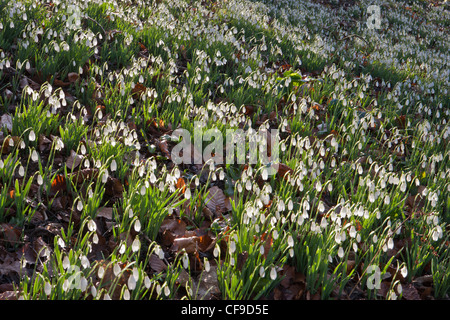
[270, 267, 277, 280]
[229, 240, 236, 254]
[87, 219, 96, 232]
[131, 238, 140, 252]
[98, 266, 105, 279]
[337, 247, 344, 258]
[29, 130, 36, 141]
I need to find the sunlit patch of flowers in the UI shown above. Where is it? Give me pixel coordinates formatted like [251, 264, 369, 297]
[0, 0, 448, 301]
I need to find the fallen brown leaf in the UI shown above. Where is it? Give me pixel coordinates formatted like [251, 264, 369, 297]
[67, 72, 80, 83]
[0, 223, 22, 245]
[160, 218, 187, 237]
[275, 163, 294, 180]
[205, 186, 229, 216]
[0, 114, 12, 132]
[50, 174, 66, 194]
[171, 236, 200, 254]
[0, 291, 18, 300]
[149, 254, 167, 273]
[402, 283, 421, 300]
[97, 207, 113, 220]
[66, 149, 83, 170]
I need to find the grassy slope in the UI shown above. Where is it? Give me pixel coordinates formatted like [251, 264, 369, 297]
[0, 0, 448, 300]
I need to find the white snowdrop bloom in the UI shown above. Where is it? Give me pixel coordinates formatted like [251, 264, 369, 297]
[262, 168, 268, 180]
[259, 266, 265, 277]
[372, 234, 378, 243]
[29, 130, 36, 141]
[131, 238, 140, 252]
[62, 256, 70, 270]
[78, 277, 87, 292]
[128, 275, 136, 290]
[163, 285, 171, 297]
[245, 179, 252, 191]
[140, 184, 146, 195]
[77, 200, 83, 211]
[328, 183, 333, 192]
[185, 188, 191, 199]
[432, 226, 442, 241]
[182, 254, 189, 269]
[18, 165, 24, 177]
[87, 219, 96, 232]
[396, 283, 403, 296]
[287, 235, 294, 247]
[229, 240, 236, 254]
[400, 182, 407, 193]
[79, 255, 89, 269]
[144, 276, 151, 289]
[123, 288, 130, 300]
[337, 247, 344, 258]
[111, 263, 122, 278]
[277, 200, 285, 212]
[44, 282, 52, 296]
[31, 149, 38, 162]
[318, 201, 325, 213]
[98, 266, 105, 279]
[134, 219, 141, 232]
[204, 258, 210, 272]
[270, 267, 277, 280]
[156, 246, 164, 260]
[288, 199, 293, 211]
[349, 226, 356, 238]
[62, 279, 69, 292]
[335, 232, 342, 244]
[110, 159, 117, 171]
[119, 243, 126, 254]
[315, 180, 322, 192]
[156, 284, 162, 296]
[387, 238, 394, 249]
[213, 246, 219, 258]
[433, 215, 439, 226]
[401, 265, 408, 278]
[58, 237, 65, 248]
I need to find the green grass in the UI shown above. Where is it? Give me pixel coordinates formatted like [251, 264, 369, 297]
[0, 0, 448, 301]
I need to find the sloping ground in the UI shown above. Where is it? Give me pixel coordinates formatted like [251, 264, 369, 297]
[0, 0, 448, 300]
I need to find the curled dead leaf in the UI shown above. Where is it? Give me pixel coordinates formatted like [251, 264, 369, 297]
[157, 140, 171, 159]
[160, 218, 187, 237]
[131, 83, 146, 97]
[50, 174, 66, 194]
[97, 207, 113, 220]
[149, 254, 167, 273]
[205, 186, 229, 216]
[0, 114, 12, 132]
[0, 224, 21, 245]
[176, 177, 186, 194]
[67, 72, 80, 83]
[66, 149, 83, 170]
[171, 236, 200, 254]
[275, 163, 294, 180]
